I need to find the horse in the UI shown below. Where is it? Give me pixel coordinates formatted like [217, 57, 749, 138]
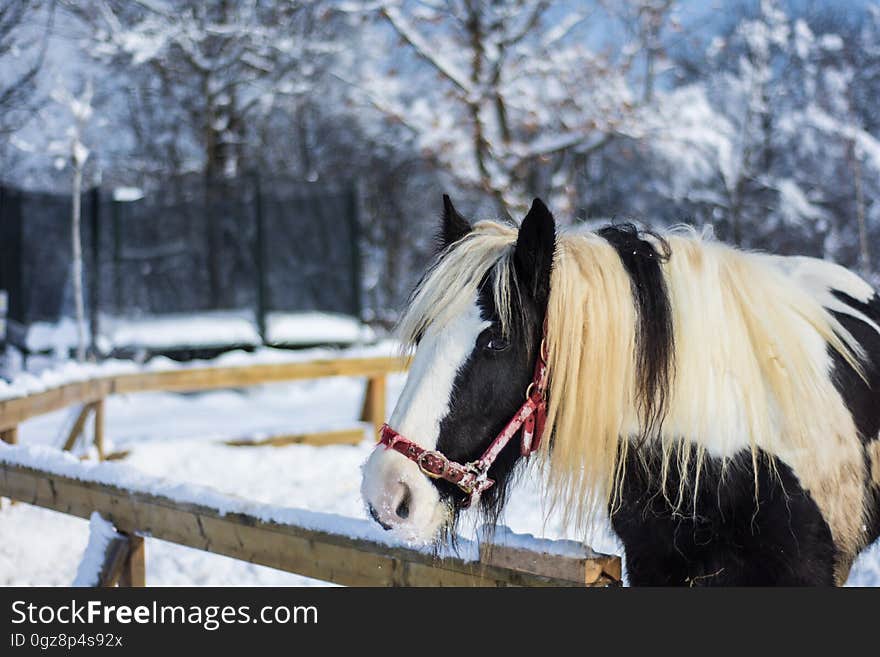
[361, 195, 880, 586]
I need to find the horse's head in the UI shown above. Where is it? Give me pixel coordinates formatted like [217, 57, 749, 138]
[361, 195, 556, 543]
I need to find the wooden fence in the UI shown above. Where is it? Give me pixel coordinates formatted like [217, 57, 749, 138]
[0, 456, 620, 587]
[0, 354, 622, 587]
[0, 355, 405, 457]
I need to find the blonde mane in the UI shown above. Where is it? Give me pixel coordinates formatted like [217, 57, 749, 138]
[398, 221, 871, 565]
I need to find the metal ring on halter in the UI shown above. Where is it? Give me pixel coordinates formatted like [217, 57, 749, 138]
[457, 479, 476, 495]
[459, 462, 489, 495]
[417, 450, 448, 479]
[540, 338, 548, 363]
[525, 381, 537, 400]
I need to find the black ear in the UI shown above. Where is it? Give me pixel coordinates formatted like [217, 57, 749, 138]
[438, 194, 472, 250]
[514, 198, 556, 309]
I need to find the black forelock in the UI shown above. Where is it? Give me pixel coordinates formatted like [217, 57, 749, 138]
[598, 223, 675, 444]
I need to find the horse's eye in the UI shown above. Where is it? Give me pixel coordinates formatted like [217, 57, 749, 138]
[486, 337, 510, 352]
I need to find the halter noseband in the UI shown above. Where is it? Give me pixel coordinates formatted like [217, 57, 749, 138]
[378, 330, 549, 508]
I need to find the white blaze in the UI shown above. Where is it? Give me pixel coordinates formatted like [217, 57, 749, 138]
[361, 296, 489, 542]
[390, 301, 489, 449]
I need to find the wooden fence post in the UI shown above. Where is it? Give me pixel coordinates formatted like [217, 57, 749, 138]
[93, 398, 105, 461]
[0, 426, 18, 508]
[0, 425, 17, 445]
[74, 523, 133, 587]
[62, 403, 94, 452]
[118, 534, 145, 587]
[360, 375, 386, 440]
[95, 535, 132, 587]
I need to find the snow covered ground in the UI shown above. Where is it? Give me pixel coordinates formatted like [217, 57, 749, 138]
[0, 348, 878, 586]
[22, 311, 375, 356]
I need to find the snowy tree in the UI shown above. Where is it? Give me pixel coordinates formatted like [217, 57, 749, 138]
[340, 0, 677, 217]
[604, 0, 880, 282]
[70, 0, 341, 179]
[0, 1, 54, 137]
[647, 0, 794, 246]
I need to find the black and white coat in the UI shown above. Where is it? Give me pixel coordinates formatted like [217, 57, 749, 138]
[362, 197, 880, 586]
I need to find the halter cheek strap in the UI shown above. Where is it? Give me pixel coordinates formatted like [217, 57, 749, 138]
[378, 332, 549, 509]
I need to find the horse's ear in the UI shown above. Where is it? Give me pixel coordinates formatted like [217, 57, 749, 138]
[438, 194, 471, 250]
[514, 198, 556, 308]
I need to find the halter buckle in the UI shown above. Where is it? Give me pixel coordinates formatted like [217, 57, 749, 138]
[417, 450, 449, 479]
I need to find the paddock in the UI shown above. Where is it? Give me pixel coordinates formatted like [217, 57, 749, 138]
[0, 352, 621, 587]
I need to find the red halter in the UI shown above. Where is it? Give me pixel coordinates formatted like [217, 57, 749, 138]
[378, 331, 549, 508]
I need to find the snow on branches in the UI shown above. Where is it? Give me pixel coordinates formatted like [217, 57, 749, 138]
[342, 0, 664, 216]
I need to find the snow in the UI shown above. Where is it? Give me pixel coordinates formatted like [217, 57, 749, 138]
[112, 186, 144, 202]
[819, 33, 844, 51]
[0, 358, 139, 402]
[266, 312, 375, 346]
[378, 6, 472, 94]
[72, 512, 119, 587]
[23, 312, 376, 355]
[647, 84, 737, 199]
[478, 525, 606, 560]
[776, 178, 826, 225]
[25, 317, 91, 354]
[72, 141, 89, 168]
[101, 311, 261, 352]
[793, 19, 813, 59]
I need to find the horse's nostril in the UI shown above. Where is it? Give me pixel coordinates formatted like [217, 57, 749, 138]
[395, 484, 411, 519]
[368, 504, 392, 531]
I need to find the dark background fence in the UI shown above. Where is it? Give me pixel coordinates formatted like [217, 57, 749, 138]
[0, 175, 361, 353]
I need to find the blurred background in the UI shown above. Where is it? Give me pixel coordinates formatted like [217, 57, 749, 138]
[4, 0, 880, 587]
[1, 0, 879, 367]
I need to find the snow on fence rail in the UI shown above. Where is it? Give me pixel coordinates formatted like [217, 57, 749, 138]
[0, 445, 621, 587]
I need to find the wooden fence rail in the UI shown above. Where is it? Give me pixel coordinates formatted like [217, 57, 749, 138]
[0, 355, 409, 449]
[0, 457, 620, 587]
